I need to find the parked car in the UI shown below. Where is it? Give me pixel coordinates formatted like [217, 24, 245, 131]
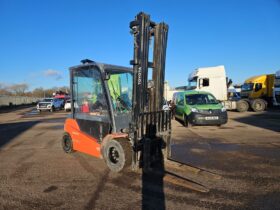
[37, 98, 63, 112]
[64, 100, 71, 112]
[57, 98, 65, 108]
[173, 91, 228, 127]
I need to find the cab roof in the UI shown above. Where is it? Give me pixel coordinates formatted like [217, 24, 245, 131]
[69, 59, 132, 73]
[188, 65, 226, 81]
[176, 90, 213, 95]
[244, 74, 274, 83]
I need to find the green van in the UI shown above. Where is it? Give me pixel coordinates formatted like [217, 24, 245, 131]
[173, 91, 228, 126]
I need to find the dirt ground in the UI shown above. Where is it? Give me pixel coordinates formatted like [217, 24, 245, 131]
[0, 107, 279, 210]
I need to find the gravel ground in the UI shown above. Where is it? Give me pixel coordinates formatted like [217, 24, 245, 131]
[0, 107, 279, 210]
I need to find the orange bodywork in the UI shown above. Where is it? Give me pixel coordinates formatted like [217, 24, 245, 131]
[64, 118, 101, 158]
[64, 118, 130, 159]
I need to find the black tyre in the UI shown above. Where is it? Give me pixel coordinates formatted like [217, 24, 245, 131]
[236, 100, 249, 112]
[103, 139, 132, 173]
[183, 115, 190, 127]
[50, 106, 54, 112]
[251, 99, 266, 112]
[62, 133, 74, 153]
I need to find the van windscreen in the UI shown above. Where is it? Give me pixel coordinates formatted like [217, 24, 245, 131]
[185, 94, 218, 105]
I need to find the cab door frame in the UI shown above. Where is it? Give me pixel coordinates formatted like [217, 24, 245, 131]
[70, 64, 113, 142]
[175, 92, 185, 120]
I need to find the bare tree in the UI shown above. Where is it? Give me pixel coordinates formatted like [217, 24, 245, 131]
[0, 83, 12, 96]
[9, 83, 29, 96]
[32, 87, 45, 98]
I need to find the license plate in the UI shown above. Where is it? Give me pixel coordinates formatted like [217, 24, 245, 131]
[205, 116, 219, 120]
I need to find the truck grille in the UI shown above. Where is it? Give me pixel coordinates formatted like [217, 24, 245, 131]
[39, 103, 50, 108]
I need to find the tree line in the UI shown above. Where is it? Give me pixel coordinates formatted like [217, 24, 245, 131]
[0, 83, 70, 98]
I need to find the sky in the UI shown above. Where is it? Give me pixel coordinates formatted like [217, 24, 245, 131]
[0, 0, 280, 90]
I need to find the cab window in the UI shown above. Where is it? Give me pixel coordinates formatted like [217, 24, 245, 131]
[108, 72, 132, 114]
[177, 94, 184, 106]
[202, 78, 209, 87]
[254, 83, 262, 92]
[73, 68, 108, 116]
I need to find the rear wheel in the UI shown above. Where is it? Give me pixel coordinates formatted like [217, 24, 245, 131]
[103, 139, 132, 173]
[236, 100, 249, 112]
[62, 133, 74, 153]
[251, 99, 266, 112]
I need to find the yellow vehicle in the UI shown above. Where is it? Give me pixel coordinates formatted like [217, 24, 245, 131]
[240, 74, 275, 112]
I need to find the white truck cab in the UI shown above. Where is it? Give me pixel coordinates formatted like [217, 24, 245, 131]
[188, 65, 228, 101]
[188, 65, 246, 111]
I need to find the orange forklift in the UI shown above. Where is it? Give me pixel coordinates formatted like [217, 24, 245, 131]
[62, 12, 171, 172]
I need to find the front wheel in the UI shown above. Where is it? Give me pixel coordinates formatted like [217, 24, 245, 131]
[183, 115, 192, 127]
[62, 133, 74, 153]
[103, 139, 132, 173]
[236, 100, 249, 112]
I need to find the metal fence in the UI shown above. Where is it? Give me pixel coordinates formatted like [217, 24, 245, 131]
[0, 96, 39, 107]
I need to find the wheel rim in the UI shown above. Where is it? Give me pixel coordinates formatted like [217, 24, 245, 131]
[63, 136, 71, 151]
[109, 147, 120, 164]
[255, 102, 262, 110]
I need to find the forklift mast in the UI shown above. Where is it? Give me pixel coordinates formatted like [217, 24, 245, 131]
[129, 12, 170, 168]
[130, 12, 168, 115]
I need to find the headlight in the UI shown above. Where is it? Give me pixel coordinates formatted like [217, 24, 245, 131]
[221, 107, 227, 112]
[47, 105, 51, 108]
[191, 107, 198, 113]
[37, 104, 39, 108]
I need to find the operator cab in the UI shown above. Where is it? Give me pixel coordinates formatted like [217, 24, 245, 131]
[70, 59, 133, 142]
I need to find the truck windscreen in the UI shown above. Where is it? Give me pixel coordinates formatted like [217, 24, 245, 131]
[241, 83, 254, 91]
[188, 78, 197, 89]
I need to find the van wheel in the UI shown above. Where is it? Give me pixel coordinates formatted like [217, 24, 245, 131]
[62, 133, 74, 153]
[236, 100, 249, 112]
[103, 139, 132, 173]
[251, 99, 266, 112]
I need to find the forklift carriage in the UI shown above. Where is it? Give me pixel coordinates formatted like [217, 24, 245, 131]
[63, 12, 171, 172]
